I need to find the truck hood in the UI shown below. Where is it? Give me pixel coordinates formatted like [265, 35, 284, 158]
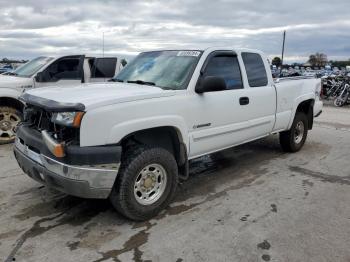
[24, 82, 176, 111]
[0, 75, 32, 88]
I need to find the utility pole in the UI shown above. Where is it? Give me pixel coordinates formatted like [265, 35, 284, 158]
[281, 30, 286, 68]
[102, 32, 105, 58]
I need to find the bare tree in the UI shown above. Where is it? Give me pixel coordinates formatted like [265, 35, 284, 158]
[308, 53, 327, 67]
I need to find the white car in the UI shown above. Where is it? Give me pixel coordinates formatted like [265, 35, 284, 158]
[0, 55, 124, 144]
[14, 47, 323, 220]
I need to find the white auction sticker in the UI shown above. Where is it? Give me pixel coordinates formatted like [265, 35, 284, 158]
[177, 51, 201, 57]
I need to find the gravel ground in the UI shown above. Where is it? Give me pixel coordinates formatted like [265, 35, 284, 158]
[0, 106, 349, 262]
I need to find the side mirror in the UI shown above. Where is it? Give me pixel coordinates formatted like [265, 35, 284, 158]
[195, 76, 226, 94]
[35, 72, 44, 82]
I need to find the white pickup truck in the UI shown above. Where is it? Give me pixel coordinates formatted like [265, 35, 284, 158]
[13, 47, 322, 220]
[0, 55, 124, 144]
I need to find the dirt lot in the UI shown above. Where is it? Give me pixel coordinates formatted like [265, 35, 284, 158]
[1, 105, 350, 262]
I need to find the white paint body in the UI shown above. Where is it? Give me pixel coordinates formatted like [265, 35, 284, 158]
[0, 55, 123, 103]
[26, 47, 323, 159]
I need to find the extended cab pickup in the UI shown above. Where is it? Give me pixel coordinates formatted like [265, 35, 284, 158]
[14, 47, 323, 220]
[0, 55, 123, 144]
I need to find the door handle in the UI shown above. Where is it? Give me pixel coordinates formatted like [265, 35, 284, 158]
[239, 97, 249, 105]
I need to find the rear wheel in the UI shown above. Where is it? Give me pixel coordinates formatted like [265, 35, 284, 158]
[280, 112, 308, 152]
[109, 146, 178, 221]
[0, 106, 22, 145]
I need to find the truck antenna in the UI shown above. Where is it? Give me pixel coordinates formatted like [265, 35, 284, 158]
[102, 32, 105, 58]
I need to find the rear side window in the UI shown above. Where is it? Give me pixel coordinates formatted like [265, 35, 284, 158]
[203, 55, 243, 90]
[91, 58, 117, 78]
[242, 52, 268, 87]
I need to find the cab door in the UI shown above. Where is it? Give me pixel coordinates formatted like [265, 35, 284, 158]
[34, 55, 85, 88]
[188, 51, 251, 157]
[188, 51, 276, 158]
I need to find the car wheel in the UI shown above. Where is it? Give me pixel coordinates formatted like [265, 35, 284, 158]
[280, 112, 308, 152]
[110, 146, 178, 221]
[0, 106, 22, 145]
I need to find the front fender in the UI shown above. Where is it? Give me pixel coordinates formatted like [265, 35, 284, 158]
[0, 88, 23, 100]
[107, 115, 189, 150]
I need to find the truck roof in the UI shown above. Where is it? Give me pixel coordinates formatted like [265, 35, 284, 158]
[139, 47, 264, 54]
[204, 46, 264, 54]
[38, 54, 121, 59]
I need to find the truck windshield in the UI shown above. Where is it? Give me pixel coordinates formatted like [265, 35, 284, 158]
[13, 56, 54, 77]
[114, 50, 202, 90]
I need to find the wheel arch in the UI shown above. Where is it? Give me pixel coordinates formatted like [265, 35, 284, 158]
[288, 96, 315, 130]
[0, 97, 25, 112]
[120, 126, 189, 179]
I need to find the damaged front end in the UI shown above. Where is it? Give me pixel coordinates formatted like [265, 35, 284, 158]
[13, 93, 122, 199]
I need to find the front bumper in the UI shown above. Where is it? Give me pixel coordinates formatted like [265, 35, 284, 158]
[13, 126, 122, 199]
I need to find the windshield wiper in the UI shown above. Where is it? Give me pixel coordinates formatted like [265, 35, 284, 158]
[109, 78, 124, 82]
[127, 80, 156, 86]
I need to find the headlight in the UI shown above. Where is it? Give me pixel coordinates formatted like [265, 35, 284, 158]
[51, 112, 85, 127]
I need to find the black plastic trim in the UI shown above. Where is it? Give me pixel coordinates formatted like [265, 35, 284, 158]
[16, 125, 122, 166]
[20, 93, 85, 112]
[315, 110, 322, 118]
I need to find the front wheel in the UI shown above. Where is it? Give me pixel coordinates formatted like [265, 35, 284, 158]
[109, 146, 178, 221]
[0, 106, 22, 145]
[334, 92, 349, 107]
[280, 112, 308, 152]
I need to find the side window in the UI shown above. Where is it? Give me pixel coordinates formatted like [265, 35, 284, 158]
[203, 55, 243, 90]
[242, 52, 268, 87]
[43, 58, 80, 81]
[91, 58, 117, 78]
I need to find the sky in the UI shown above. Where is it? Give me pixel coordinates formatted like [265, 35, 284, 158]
[1, 0, 350, 63]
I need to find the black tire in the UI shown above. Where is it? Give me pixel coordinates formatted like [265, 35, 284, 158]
[280, 112, 308, 152]
[110, 146, 178, 221]
[334, 97, 345, 107]
[334, 92, 349, 107]
[0, 106, 22, 145]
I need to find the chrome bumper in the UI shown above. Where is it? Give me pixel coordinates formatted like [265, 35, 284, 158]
[14, 138, 120, 199]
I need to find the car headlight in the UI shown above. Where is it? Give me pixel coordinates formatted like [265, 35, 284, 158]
[51, 112, 85, 127]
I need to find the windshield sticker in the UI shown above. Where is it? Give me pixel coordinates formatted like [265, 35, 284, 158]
[177, 51, 201, 57]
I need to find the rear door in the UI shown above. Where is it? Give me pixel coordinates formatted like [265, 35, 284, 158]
[239, 52, 276, 137]
[89, 57, 118, 82]
[35, 55, 85, 87]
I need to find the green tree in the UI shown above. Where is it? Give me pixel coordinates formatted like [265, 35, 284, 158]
[272, 57, 282, 67]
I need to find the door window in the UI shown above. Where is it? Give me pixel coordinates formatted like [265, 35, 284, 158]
[42, 58, 81, 81]
[203, 55, 243, 90]
[91, 58, 117, 78]
[242, 52, 268, 87]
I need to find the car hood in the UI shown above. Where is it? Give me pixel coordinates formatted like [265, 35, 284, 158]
[0, 75, 32, 88]
[24, 82, 176, 111]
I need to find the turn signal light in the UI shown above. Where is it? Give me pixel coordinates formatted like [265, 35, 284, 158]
[53, 144, 65, 158]
[73, 112, 85, 128]
[42, 130, 66, 158]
